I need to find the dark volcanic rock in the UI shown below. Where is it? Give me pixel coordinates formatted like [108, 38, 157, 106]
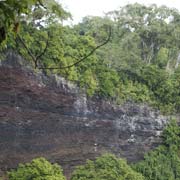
[0, 52, 168, 178]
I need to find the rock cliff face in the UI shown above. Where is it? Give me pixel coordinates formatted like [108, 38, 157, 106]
[0, 52, 168, 177]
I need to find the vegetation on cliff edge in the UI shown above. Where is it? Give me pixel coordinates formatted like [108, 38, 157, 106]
[2, 119, 179, 180]
[1, 2, 180, 180]
[1, 2, 180, 114]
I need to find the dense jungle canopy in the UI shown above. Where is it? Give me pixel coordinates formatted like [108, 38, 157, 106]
[1, 1, 180, 114]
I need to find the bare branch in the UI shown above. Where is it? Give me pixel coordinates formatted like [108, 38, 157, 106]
[38, 26, 112, 69]
[35, 31, 50, 62]
[17, 31, 50, 69]
[17, 26, 112, 70]
[16, 34, 37, 68]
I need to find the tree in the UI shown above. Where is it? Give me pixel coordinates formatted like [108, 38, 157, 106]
[162, 119, 180, 149]
[133, 120, 180, 180]
[0, 0, 42, 43]
[107, 3, 180, 67]
[3, 2, 180, 114]
[0, 0, 70, 45]
[71, 154, 144, 180]
[8, 157, 65, 180]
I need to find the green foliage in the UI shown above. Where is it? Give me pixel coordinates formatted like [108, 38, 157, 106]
[71, 154, 144, 180]
[162, 119, 180, 148]
[3, 2, 180, 180]
[8, 157, 65, 180]
[79, 69, 98, 96]
[133, 120, 180, 180]
[134, 146, 180, 180]
[96, 66, 120, 98]
[0, 0, 41, 44]
[4, 120, 180, 180]
[0, 0, 70, 46]
[156, 48, 169, 68]
[3, 2, 180, 114]
[117, 81, 152, 103]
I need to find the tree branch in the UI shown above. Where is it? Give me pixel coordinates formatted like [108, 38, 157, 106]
[38, 26, 112, 69]
[17, 26, 112, 70]
[16, 34, 37, 68]
[17, 31, 49, 68]
[35, 32, 50, 62]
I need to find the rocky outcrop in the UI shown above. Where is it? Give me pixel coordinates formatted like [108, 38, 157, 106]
[0, 52, 169, 178]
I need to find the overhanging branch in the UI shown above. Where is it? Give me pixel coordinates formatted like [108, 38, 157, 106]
[17, 26, 112, 70]
[16, 32, 49, 68]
